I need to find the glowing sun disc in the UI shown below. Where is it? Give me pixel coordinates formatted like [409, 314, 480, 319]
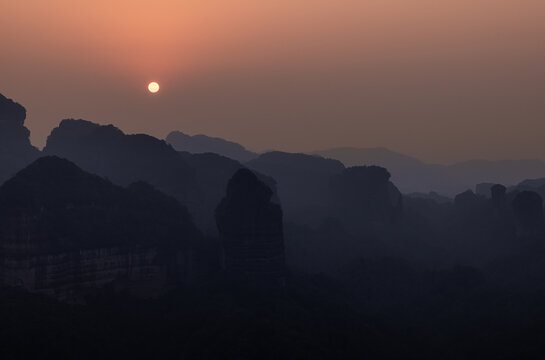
[148, 81, 160, 93]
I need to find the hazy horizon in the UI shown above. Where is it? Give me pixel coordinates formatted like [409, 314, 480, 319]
[2, 0, 545, 163]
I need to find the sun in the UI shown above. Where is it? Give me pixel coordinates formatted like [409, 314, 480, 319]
[147, 81, 160, 93]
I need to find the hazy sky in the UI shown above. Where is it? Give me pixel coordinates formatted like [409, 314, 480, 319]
[2, 0, 545, 163]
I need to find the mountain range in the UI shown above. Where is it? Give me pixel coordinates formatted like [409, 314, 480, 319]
[166, 131, 257, 163]
[315, 147, 545, 196]
[162, 130, 545, 197]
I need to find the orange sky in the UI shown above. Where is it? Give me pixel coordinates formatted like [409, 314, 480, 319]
[2, 0, 545, 163]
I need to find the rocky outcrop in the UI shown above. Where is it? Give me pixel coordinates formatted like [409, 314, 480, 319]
[0, 156, 202, 300]
[178, 151, 277, 236]
[0, 93, 40, 184]
[215, 169, 285, 281]
[1, 247, 168, 302]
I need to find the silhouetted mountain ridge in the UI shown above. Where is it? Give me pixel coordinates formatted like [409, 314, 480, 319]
[0, 93, 40, 183]
[43, 119, 275, 235]
[162, 131, 545, 198]
[315, 147, 425, 167]
[44, 119, 199, 216]
[517, 178, 545, 188]
[166, 130, 257, 162]
[316, 147, 545, 196]
[0, 156, 201, 252]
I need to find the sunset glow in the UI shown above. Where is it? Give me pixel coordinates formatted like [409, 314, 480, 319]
[147, 82, 160, 93]
[2, 0, 545, 162]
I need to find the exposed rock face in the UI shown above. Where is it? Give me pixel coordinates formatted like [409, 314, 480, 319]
[512, 191, 545, 240]
[1, 247, 168, 302]
[215, 169, 285, 281]
[167, 131, 257, 163]
[0, 93, 40, 184]
[0, 156, 202, 301]
[328, 166, 403, 233]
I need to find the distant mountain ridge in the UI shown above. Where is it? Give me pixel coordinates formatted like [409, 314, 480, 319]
[4, 88, 545, 200]
[315, 147, 545, 196]
[314, 147, 425, 168]
[166, 131, 257, 163]
[162, 131, 545, 197]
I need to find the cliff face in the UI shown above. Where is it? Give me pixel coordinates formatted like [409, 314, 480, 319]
[0, 247, 172, 302]
[0, 157, 202, 300]
[215, 169, 285, 281]
[0, 93, 40, 184]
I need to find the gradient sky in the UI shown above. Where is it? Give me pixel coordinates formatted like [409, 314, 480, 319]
[2, 0, 545, 163]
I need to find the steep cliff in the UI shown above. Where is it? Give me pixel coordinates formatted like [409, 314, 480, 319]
[216, 169, 285, 281]
[0, 93, 40, 184]
[0, 156, 202, 300]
